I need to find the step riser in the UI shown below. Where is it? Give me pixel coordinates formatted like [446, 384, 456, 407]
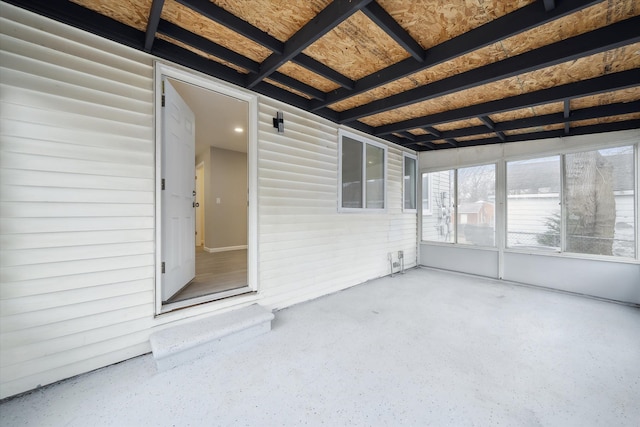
[155, 320, 271, 372]
[150, 304, 274, 372]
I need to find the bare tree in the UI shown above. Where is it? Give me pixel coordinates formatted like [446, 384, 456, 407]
[564, 151, 615, 255]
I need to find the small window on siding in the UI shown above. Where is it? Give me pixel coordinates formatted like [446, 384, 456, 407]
[403, 153, 417, 211]
[339, 130, 387, 211]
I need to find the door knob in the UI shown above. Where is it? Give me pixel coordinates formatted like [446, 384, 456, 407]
[193, 202, 199, 208]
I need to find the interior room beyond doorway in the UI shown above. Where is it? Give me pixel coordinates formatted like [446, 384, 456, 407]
[162, 76, 250, 306]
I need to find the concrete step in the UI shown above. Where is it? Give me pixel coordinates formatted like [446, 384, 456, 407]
[149, 304, 274, 371]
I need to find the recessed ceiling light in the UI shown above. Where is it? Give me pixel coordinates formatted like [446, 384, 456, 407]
[234, 127, 243, 133]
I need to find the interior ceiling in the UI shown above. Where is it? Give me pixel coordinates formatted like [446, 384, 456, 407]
[169, 78, 248, 157]
[9, 0, 640, 152]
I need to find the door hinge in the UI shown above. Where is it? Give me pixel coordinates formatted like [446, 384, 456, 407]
[161, 178, 165, 190]
[161, 262, 165, 274]
[161, 80, 165, 107]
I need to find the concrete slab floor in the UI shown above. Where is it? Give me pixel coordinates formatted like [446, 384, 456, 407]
[1, 267, 639, 427]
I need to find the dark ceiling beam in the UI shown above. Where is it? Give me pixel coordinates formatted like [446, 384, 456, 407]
[564, 99, 571, 134]
[157, 20, 260, 73]
[479, 116, 496, 130]
[252, 81, 313, 112]
[152, 38, 245, 87]
[338, 16, 640, 123]
[176, 0, 357, 93]
[425, 127, 442, 138]
[156, 21, 327, 101]
[246, 0, 373, 88]
[4, 0, 145, 49]
[417, 142, 437, 150]
[144, 0, 165, 52]
[292, 55, 355, 90]
[479, 115, 507, 141]
[419, 119, 640, 151]
[174, 0, 284, 54]
[309, 0, 602, 111]
[412, 101, 640, 143]
[501, 120, 640, 145]
[399, 132, 416, 141]
[269, 72, 327, 101]
[543, 0, 557, 12]
[375, 69, 640, 136]
[361, 1, 424, 62]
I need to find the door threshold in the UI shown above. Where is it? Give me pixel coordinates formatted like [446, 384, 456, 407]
[160, 286, 255, 314]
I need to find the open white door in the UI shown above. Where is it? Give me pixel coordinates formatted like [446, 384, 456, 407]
[161, 78, 196, 301]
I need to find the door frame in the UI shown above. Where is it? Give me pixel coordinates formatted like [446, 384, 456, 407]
[195, 161, 204, 247]
[154, 62, 259, 315]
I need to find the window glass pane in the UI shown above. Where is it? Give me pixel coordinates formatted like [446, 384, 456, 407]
[565, 146, 635, 257]
[341, 136, 362, 208]
[422, 173, 431, 214]
[366, 144, 384, 209]
[404, 156, 417, 210]
[421, 170, 454, 242]
[507, 156, 560, 250]
[457, 164, 495, 246]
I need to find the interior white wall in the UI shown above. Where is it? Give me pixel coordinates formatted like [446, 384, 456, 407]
[419, 130, 640, 304]
[206, 147, 247, 249]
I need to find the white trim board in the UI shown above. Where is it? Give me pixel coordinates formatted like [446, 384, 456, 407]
[203, 245, 248, 253]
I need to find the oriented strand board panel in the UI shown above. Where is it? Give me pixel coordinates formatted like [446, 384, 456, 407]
[408, 128, 429, 136]
[70, 0, 152, 31]
[156, 35, 248, 74]
[571, 87, 640, 109]
[571, 112, 640, 128]
[504, 123, 564, 136]
[162, 0, 271, 63]
[211, 0, 330, 42]
[500, 0, 640, 56]
[489, 102, 565, 122]
[434, 118, 484, 132]
[263, 78, 312, 100]
[329, 42, 508, 112]
[358, 43, 640, 128]
[330, 0, 639, 114]
[277, 62, 340, 92]
[455, 133, 496, 142]
[303, 11, 410, 81]
[377, 0, 534, 50]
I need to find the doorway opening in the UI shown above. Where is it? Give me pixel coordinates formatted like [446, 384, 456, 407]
[155, 64, 257, 313]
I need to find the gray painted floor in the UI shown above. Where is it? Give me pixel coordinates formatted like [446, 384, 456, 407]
[2, 268, 639, 427]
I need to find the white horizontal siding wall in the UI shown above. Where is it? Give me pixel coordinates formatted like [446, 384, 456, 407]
[0, 2, 418, 399]
[0, 3, 156, 399]
[257, 98, 417, 308]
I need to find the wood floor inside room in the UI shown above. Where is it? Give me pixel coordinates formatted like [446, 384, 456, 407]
[167, 247, 247, 303]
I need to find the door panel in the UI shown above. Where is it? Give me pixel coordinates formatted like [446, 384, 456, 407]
[161, 78, 196, 301]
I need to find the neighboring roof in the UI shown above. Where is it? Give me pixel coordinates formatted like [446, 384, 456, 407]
[8, 0, 639, 151]
[458, 201, 493, 214]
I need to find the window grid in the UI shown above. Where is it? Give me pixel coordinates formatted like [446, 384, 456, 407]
[421, 143, 638, 261]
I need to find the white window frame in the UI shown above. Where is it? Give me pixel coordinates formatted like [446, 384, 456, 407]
[421, 172, 432, 216]
[403, 152, 418, 212]
[338, 129, 387, 213]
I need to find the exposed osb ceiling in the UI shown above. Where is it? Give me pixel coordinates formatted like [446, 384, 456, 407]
[9, 0, 640, 151]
